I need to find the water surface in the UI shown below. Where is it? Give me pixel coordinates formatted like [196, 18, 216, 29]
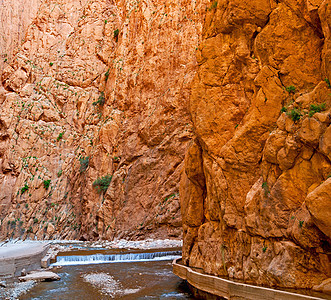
[21, 249, 195, 300]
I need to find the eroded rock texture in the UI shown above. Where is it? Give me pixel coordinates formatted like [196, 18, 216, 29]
[181, 0, 331, 290]
[0, 0, 208, 240]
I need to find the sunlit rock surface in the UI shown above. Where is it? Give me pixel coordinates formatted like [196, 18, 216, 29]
[1, 0, 330, 291]
[181, 0, 331, 290]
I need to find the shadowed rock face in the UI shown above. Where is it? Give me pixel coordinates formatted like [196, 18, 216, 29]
[181, 0, 331, 290]
[0, 0, 209, 240]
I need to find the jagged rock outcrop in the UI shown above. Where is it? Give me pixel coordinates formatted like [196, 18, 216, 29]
[181, 0, 331, 290]
[0, 0, 208, 240]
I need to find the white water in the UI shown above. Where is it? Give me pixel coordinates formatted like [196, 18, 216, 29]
[52, 251, 181, 266]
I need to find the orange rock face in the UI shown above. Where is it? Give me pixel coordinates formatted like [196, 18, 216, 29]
[0, 0, 208, 240]
[181, 0, 331, 290]
[1, 0, 330, 291]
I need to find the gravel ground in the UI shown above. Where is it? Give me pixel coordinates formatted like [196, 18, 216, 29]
[82, 272, 140, 297]
[0, 280, 35, 300]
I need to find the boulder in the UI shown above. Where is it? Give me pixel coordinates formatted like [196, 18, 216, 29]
[305, 178, 331, 239]
[19, 271, 60, 282]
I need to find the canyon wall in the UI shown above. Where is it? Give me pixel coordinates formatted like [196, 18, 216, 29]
[0, 0, 208, 240]
[1, 0, 330, 292]
[181, 0, 331, 291]
[0, 0, 42, 78]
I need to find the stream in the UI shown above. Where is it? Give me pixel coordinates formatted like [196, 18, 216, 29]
[20, 247, 195, 299]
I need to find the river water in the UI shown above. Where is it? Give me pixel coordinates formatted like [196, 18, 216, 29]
[20, 247, 195, 300]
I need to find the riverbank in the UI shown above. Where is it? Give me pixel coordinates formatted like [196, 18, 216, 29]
[0, 241, 50, 278]
[0, 241, 51, 299]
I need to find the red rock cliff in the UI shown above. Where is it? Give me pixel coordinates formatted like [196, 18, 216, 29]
[181, 0, 331, 291]
[1, 0, 330, 291]
[0, 0, 208, 240]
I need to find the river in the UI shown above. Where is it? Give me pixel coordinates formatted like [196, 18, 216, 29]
[20, 247, 195, 299]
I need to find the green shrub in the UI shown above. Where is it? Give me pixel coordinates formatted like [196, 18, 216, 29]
[79, 156, 89, 173]
[309, 103, 326, 117]
[286, 85, 296, 93]
[43, 179, 51, 189]
[57, 170, 63, 177]
[21, 183, 29, 195]
[280, 107, 287, 113]
[33, 217, 38, 223]
[114, 29, 119, 42]
[105, 69, 110, 81]
[325, 78, 331, 88]
[288, 108, 302, 122]
[49, 62, 54, 66]
[209, 0, 218, 10]
[262, 246, 267, 253]
[93, 175, 112, 194]
[262, 182, 270, 196]
[164, 193, 177, 203]
[57, 132, 64, 141]
[299, 220, 304, 228]
[93, 92, 106, 106]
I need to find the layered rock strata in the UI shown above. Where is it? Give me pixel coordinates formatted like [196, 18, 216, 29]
[0, 0, 208, 240]
[181, 0, 331, 290]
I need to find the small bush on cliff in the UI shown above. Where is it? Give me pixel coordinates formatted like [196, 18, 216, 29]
[287, 108, 302, 122]
[43, 179, 51, 190]
[325, 78, 331, 88]
[21, 183, 29, 195]
[57, 132, 64, 141]
[79, 156, 89, 173]
[209, 1, 218, 10]
[105, 69, 110, 81]
[309, 103, 326, 117]
[93, 175, 112, 194]
[114, 29, 119, 42]
[262, 182, 270, 196]
[93, 92, 105, 106]
[286, 85, 296, 93]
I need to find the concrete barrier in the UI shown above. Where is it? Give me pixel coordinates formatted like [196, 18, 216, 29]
[172, 258, 325, 300]
[0, 242, 50, 278]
